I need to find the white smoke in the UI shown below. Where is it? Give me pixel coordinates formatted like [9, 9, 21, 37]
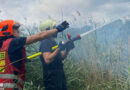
[0, 0, 129, 27]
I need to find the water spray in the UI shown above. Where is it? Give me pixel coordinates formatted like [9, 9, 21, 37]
[27, 18, 124, 59]
[80, 20, 116, 37]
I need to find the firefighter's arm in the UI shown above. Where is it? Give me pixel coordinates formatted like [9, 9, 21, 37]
[43, 49, 59, 64]
[26, 29, 58, 45]
[26, 21, 69, 45]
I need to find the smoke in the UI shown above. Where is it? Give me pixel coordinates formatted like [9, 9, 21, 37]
[0, 0, 129, 27]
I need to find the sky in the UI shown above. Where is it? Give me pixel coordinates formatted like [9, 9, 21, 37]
[0, 0, 130, 27]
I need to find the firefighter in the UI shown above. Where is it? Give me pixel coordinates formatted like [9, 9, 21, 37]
[39, 19, 75, 90]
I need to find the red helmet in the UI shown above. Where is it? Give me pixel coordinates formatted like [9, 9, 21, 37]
[0, 20, 20, 37]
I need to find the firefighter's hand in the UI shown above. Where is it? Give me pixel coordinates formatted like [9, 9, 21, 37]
[56, 21, 69, 32]
[65, 41, 75, 52]
[57, 41, 65, 51]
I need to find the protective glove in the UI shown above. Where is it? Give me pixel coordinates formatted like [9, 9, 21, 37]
[56, 21, 69, 32]
[57, 41, 65, 51]
[65, 41, 75, 52]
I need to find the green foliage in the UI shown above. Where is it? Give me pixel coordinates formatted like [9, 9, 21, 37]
[24, 58, 44, 90]
[24, 58, 129, 90]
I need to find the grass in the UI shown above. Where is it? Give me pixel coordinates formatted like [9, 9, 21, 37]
[24, 57, 129, 90]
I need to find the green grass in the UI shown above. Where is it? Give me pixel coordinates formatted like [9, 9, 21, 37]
[24, 57, 129, 90]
